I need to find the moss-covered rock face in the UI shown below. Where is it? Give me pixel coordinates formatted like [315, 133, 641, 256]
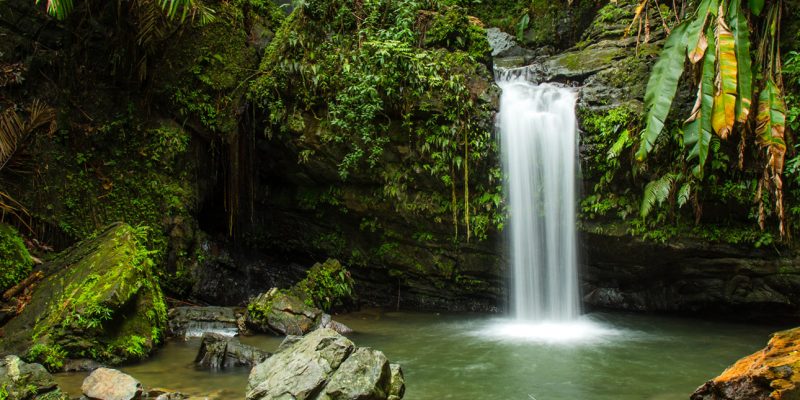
[0, 223, 167, 371]
[0, 224, 33, 293]
[245, 0, 505, 311]
[152, 0, 284, 135]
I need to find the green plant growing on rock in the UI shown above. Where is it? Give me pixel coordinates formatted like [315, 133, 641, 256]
[636, 0, 790, 237]
[295, 259, 355, 312]
[2, 224, 167, 371]
[249, 0, 502, 243]
[0, 223, 34, 293]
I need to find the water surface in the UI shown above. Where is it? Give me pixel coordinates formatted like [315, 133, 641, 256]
[55, 310, 781, 400]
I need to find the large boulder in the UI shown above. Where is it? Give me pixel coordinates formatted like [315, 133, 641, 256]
[81, 368, 142, 400]
[168, 306, 239, 338]
[691, 327, 800, 400]
[195, 332, 270, 369]
[246, 288, 323, 336]
[246, 328, 404, 400]
[0, 223, 167, 370]
[0, 355, 69, 400]
[245, 288, 352, 336]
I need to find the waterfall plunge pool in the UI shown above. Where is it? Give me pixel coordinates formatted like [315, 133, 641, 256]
[54, 309, 782, 400]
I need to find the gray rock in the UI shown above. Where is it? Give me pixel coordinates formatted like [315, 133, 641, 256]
[388, 364, 405, 400]
[168, 306, 239, 338]
[246, 329, 403, 400]
[321, 348, 391, 400]
[81, 367, 142, 400]
[486, 28, 523, 58]
[246, 329, 355, 400]
[195, 332, 270, 369]
[0, 355, 69, 400]
[245, 288, 323, 336]
[318, 313, 353, 335]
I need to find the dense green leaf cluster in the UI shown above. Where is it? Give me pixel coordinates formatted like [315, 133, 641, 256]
[0, 223, 33, 293]
[250, 0, 504, 241]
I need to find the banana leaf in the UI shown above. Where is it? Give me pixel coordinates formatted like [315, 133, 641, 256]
[728, 0, 753, 123]
[637, 22, 689, 160]
[711, 12, 737, 139]
[685, 23, 717, 179]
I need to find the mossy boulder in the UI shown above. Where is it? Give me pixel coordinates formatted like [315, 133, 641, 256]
[0, 355, 70, 400]
[246, 288, 323, 336]
[0, 223, 167, 371]
[691, 327, 800, 399]
[0, 223, 33, 293]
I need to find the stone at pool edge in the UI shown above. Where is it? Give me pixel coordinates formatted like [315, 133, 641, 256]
[195, 332, 271, 369]
[246, 328, 405, 400]
[81, 367, 142, 400]
[245, 288, 353, 336]
[690, 326, 800, 400]
[0, 355, 70, 400]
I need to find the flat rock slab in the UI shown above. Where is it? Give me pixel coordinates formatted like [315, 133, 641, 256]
[82, 367, 142, 400]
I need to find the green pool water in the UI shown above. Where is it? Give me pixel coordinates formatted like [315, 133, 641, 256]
[54, 310, 783, 400]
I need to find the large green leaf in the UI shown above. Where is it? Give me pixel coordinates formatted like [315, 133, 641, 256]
[711, 13, 737, 139]
[756, 79, 787, 162]
[748, 0, 765, 16]
[728, 0, 753, 123]
[637, 22, 689, 161]
[685, 0, 719, 63]
[685, 23, 717, 179]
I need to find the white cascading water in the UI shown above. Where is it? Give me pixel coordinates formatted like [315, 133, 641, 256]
[497, 73, 580, 322]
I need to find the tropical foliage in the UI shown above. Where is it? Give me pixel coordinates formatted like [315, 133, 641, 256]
[636, 0, 789, 237]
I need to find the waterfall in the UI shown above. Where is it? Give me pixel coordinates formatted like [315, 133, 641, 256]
[498, 74, 580, 322]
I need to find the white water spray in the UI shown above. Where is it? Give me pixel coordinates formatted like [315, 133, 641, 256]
[498, 73, 580, 322]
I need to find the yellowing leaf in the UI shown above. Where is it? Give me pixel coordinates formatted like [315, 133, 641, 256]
[688, 31, 708, 64]
[728, 0, 753, 123]
[711, 10, 737, 139]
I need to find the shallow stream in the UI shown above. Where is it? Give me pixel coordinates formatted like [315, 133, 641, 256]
[54, 310, 782, 400]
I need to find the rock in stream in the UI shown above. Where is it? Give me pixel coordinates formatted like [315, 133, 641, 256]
[246, 328, 404, 400]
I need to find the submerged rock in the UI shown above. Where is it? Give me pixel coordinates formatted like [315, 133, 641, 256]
[0, 223, 167, 370]
[168, 306, 239, 338]
[246, 328, 404, 400]
[691, 327, 800, 400]
[81, 367, 142, 400]
[195, 332, 270, 369]
[0, 355, 69, 400]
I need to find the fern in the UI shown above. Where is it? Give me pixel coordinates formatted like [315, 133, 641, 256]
[640, 173, 678, 218]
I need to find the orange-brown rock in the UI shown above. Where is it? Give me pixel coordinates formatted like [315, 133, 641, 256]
[691, 327, 800, 400]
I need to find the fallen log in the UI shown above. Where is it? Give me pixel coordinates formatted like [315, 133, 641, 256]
[3, 270, 43, 301]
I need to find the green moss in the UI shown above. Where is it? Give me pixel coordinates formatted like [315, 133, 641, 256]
[156, 0, 282, 134]
[21, 113, 195, 269]
[2, 224, 166, 371]
[250, 1, 502, 245]
[0, 224, 33, 293]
